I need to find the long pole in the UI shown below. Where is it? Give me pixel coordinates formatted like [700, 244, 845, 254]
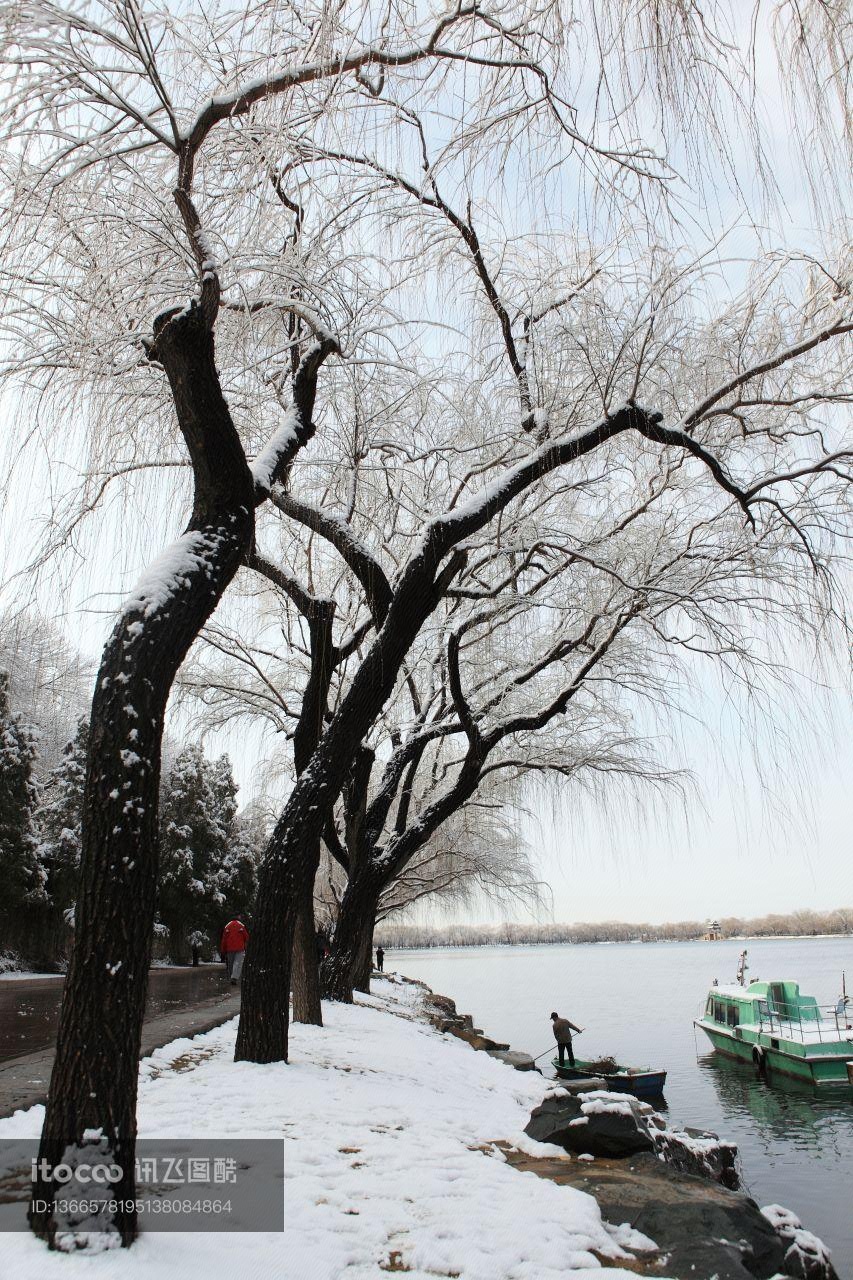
[531, 1029, 585, 1063]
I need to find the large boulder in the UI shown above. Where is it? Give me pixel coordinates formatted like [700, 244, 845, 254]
[502, 1147, 837, 1280]
[486, 1049, 538, 1072]
[524, 1093, 655, 1158]
[427, 993, 458, 1016]
[525, 1089, 741, 1183]
[655, 1123, 739, 1189]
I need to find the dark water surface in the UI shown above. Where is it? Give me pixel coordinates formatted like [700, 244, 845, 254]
[390, 936, 853, 1276]
[0, 964, 232, 1062]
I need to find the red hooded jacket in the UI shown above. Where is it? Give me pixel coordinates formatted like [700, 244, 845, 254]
[220, 919, 249, 954]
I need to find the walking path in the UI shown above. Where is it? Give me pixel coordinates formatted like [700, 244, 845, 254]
[0, 988, 241, 1117]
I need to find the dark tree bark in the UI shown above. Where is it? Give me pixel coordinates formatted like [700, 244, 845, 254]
[291, 880, 322, 1023]
[323, 873, 382, 1002]
[353, 925, 375, 994]
[289, 606, 336, 1025]
[30, 310, 336, 1247]
[30, 304, 256, 1247]
[248, 564, 338, 1027]
[236, 548, 464, 1062]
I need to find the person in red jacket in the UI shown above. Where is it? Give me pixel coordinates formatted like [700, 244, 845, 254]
[220, 915, 249, 985]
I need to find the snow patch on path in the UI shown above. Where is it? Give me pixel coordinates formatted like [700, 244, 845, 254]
[0, 978, 658, 1278]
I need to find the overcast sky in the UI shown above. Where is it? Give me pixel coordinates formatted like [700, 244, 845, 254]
[525, 700, 852, 925]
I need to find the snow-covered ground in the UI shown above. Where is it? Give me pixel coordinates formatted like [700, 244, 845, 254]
[0, 971, 61, 981]
[0, 976, 661, 1279]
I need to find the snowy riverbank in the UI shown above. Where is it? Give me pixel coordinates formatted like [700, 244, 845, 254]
[0, 976, 663, 1278]
[0, 974, 836, 1279]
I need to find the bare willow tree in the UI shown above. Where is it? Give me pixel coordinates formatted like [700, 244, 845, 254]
[236, 246, 852, 1038]
[156, 0, 853, 1062]
[321, 802, 548, 972]
[0, 0, 851, 1252]
[0, 0, 581, 1246]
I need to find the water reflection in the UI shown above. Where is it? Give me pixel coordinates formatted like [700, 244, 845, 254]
[699, 1051, 853, 1163]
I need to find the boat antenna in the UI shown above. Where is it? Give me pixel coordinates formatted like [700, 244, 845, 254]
[736, 949, 748, 987]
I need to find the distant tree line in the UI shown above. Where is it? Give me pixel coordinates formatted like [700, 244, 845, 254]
[0, 614, 264, 970]
[376, 909, 853, 950]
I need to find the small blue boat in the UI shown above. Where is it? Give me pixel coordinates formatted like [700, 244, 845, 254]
[552, 1057, 667, 1099]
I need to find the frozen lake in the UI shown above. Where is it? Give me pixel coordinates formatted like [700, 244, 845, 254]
[389, 935, 853, 1275]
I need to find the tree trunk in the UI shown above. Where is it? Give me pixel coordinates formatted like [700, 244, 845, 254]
[236, 559, 441, 1062]
[290, 869, 322, 1025]
[322, 872, 382, 1004]
[352, 918, 375, 994]
[30, 305, 255, 1248]
[287, 604, 336, 1028]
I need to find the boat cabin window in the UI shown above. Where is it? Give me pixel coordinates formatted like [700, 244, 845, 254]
[712, 999, 731, 1023]
[726, 1004, 739, 1027]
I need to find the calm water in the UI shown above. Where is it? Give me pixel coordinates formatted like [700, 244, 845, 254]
[390, 937, 853, 1276]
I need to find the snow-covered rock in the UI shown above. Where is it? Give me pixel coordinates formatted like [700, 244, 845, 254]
[761, 1205, 839, 1280]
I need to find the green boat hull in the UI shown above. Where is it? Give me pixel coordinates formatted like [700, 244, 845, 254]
[696, 1021, 853, 1086]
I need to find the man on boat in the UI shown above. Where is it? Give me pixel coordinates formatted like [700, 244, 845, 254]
[551, 1011, 583, 1066]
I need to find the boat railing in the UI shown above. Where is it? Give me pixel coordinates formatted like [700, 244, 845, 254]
[757, 998, 851, 1043]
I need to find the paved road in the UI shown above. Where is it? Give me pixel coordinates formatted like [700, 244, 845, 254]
[0, 967, 241, 1118]
[0, 965, 235, 1062]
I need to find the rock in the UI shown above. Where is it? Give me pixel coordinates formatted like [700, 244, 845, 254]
[429, 1011, 476, 1033]
[503, 1146, 817, 1279]
[656, 1125, 739, 1189]
[486, 1049, 538, 1072]
[427, 994, 457, 1016]
[446, 1026, 510, 1052]
[761, 1205, 839, 1280]
[524, 1094, 655, 1158]
[555, 1077, 608, 1095]
[526, 1089, 742, 1189]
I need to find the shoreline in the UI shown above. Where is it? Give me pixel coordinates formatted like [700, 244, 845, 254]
[0, 972, 839, 1279]
[383, 932, 853, 951]
[398, 970, 839, 1280]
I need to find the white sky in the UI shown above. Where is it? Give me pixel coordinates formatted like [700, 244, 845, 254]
[524, 688, 853, 925]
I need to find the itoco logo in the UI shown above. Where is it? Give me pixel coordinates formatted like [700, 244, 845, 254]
[32, 1159, 123, 1186]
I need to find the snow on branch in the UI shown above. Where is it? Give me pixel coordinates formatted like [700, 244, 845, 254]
[249, 408, 300, 496]
[270, 492, 393, 625]
[120, 528, 229, 622]
[250, 334, 339, 501]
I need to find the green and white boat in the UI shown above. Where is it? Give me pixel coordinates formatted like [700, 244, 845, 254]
[695, 975, 853, 1087]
